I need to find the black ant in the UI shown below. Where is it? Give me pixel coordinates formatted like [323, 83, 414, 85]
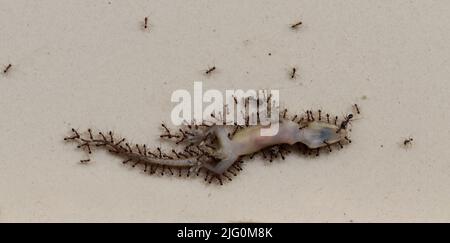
[290, 67, 297, 79]
[336, 114, 353, 133]
[291, 21, 302, 29]
[3, 64, 12, 74]
[144, 17, 149, 29]
[205, 66, 216, 75]
[403, 137, 414, 147]
[354, 104, 360, 114]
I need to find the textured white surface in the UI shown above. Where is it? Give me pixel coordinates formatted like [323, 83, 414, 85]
[1, 0, 450, 222]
